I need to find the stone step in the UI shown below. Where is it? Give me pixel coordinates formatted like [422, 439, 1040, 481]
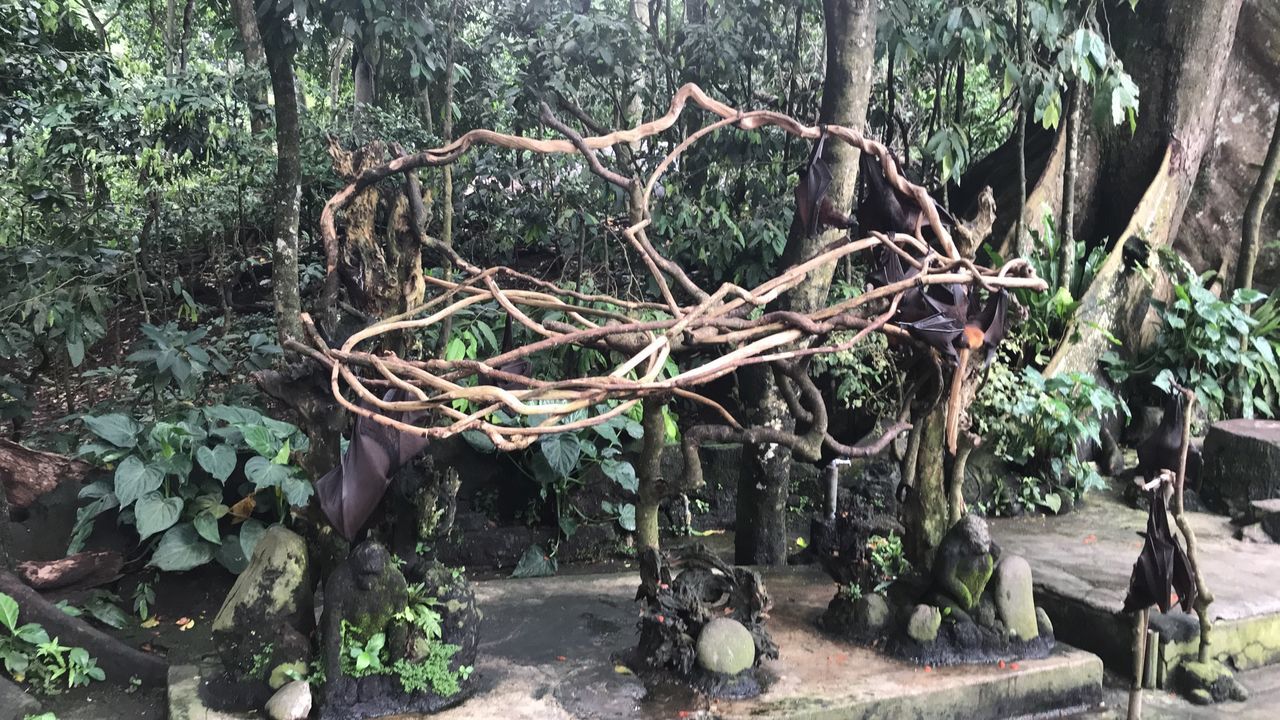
[991, 491, 1280, 687]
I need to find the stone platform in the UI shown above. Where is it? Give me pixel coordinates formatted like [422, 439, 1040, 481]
[990, 490, 1280, 685]
[425, 567, 1101, 720]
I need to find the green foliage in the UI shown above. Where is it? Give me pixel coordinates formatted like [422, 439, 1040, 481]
[1009, 213, 1106, 365]
[0, 592, 105, 694]
[73, 405, 312, 572]
[811, 332, 903, 420]
[1104, 259, 1280, 424]
[972, 365, 1127, 514]
[132, 579, 156, 622]
[339, 587, 472, 696]
[126, 323, 231, 399]
[341, 623, 387, 677]
[392, 644, 470, 696]
[866, 533, 911, 593]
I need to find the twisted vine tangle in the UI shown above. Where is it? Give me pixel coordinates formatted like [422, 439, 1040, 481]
[293, 84, 1046, 484]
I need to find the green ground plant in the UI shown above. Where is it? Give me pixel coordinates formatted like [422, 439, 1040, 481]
[972, 363, 1127, 515]
[1104, 255, 1280, 425]
[73, 404, 312, 572]
[0, 593, 104, 694]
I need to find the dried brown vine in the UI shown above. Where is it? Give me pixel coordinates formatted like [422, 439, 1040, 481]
[299, 84, 1046, 480]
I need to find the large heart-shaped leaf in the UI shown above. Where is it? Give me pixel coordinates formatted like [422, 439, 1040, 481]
[148, 524, 215, 572]
[135, 492, 183, 540]
[245, 456, 291, 489]
[114, 456, 164, 508]
[83, 414, 141, 448]
[196, 444, 237, 482]
[539, 432, 581, 479]
[0, 592, 18, 632]
[601, 458, 638, 493]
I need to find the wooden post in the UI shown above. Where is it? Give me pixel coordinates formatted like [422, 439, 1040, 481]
[1128, 607, 1149, 719]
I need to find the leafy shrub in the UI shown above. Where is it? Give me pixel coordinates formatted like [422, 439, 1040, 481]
[971, 364, 1127, 515]
[1009, 213, 1105, 365]
[0, 592, 105, 694]
[1104, 260, 1280, 424]
[73, 405, 312, 572]
[126, 323, 231, 399]
[466, 404, 647, 542]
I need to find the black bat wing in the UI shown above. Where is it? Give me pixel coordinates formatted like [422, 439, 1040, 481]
[899, 312, 963, 365]
[974, 290, 1009, 366]
[1123, 490, 1179, 614]
[796, 134, 833, 237]
[856, 152, 913, 235]
[316, 389, 434, 540]
[867, 245, 906, 287]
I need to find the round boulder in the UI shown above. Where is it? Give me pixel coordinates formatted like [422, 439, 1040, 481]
[266, 679, 312, 720]
[855, 593, 892, 635]
[696, 618, 756, 675]
[906, 604, 942, 644]
[992, 555, 1038, 641]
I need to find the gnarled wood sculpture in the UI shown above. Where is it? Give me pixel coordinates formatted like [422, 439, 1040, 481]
[294, 85, 1045, 536]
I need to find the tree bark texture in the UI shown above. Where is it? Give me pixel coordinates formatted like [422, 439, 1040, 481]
[0, 439, 92, 510]
[634, 401, 665, 551]
[1047, 0, 1245, 376]
[1178, 0, 1280, 291]
[734, 0, 876, 566]
[902, 404, 947, 567]
[1235, 109, 1280, 293]
[16, 551, 122, 592]
[259, 8, 304, 346]
[228, 0, 270, 133]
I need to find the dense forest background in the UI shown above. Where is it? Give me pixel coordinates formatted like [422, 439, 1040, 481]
[1, 0, 1279, 576]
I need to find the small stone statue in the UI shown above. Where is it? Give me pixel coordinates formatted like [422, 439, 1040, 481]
[319, 541, 478, 719]
[932, 514, 999, 614]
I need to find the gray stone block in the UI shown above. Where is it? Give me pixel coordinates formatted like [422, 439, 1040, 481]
[1202, 419, 1280, 515]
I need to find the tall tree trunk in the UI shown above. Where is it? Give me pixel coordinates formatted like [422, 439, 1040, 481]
[735, 0, 877, 566]
[259, 7, 303, 346]
[1234, 110, 1280, 293]
[1013, 0, 1027, 253]
[228, 0, 270, 133]
[634, 401, 665, 551]
[1047, 0, 1245, 377]
[901, 405, 947, 566]
[434, 0, 460, 354]
[1058, 82, 1080, 291]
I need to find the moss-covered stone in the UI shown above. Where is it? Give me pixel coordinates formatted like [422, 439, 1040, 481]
[992, 555, 1038, 641]
[695, 618, 755, 675]
[907, 604, 942, 644]
[933, 515, 996, 611]
[1177, 659, 1249, 704]
[212, 526, 314, 684]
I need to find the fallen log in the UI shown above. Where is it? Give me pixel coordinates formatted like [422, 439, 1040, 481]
[16, 551, 123, 592]
[0, 570, 167, 687]
[0, 438, 92, 510]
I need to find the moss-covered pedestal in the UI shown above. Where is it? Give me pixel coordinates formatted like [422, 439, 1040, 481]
[319, 541, 479, 719]
[821, 515, 1055, 666]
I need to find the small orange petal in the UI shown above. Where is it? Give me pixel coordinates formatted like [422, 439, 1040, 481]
[924, 665, 933, 672]
[556, 655, 567, 662]
[1010, 662, 1020, 670]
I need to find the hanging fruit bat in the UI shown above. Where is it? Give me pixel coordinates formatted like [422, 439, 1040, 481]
[856, 152, 956, 238]
[794, 130, 854, 237]
[315, 388, 433, 540]
[1137, 390, 1200, 487]
[1123, 482, 1197, 615]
